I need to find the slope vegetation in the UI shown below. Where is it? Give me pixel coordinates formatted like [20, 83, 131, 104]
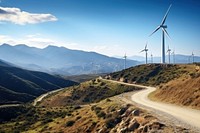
[0, 79, 189, 133]
[40, 78, 142, 107]
[151, 64, 200, 109]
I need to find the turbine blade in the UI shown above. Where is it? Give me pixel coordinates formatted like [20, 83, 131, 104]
[140, 49, 145, 53]
[145, 44, 147, 49]
[149, 26, 161, 36]
[162, 28, 171, 40]
[161, 4, 172, 25]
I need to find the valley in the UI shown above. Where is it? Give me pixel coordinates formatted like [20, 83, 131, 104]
[0, 60, 200, 133]
[1, 63, 200, 132]
[0, 59, 77, 105]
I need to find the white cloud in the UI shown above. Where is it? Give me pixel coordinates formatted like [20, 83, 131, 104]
[0, 7, 57, 25]
[0, 34, 55, 48]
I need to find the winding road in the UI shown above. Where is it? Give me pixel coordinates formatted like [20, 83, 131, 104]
[33, 88, 64, 106]
[105, 79, 200, 131]
[132, 86, 200, 131]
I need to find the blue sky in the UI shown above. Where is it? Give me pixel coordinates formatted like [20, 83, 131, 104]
[0, 0, 199, 57]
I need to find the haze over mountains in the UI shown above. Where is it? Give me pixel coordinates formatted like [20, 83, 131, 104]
[130, 54, 200, 64]
[0, 44, 139, 75]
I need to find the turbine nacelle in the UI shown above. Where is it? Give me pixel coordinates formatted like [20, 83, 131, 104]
[161, 25, 167, 28]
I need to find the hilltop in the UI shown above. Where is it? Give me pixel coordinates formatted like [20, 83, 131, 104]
[107, 63, 200, 109]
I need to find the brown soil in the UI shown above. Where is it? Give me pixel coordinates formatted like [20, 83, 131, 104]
[152, 64, 200, 110]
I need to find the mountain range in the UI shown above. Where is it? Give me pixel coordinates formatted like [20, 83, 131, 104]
[0, 44, 140, 75]
[0, 59, 77, 105]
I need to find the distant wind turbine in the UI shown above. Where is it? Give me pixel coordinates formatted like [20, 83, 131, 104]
[166, 45, 171, 64]
[123, 53, 127, 69]
[140, 43, 148, 64]
[149, 4, 172, 64]
[171, 49, 175, 64]
[192, 52, 194, 63]
[151, 53, 153, 64]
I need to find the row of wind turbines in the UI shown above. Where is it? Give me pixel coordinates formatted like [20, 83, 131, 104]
[123, 4, 196, 69]
[140, 4, 196, 65]
[140, 43, 176, 64]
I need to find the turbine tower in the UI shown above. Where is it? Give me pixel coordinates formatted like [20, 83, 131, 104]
[151, 53, 153, 64]
[166, 45, 171, 64]
[149, 4, 172, 64]
[171, 49, 175, 64]
[123, 53, 127, 69]
[192, 52, 194, 63]
[140, 43, 148, 64]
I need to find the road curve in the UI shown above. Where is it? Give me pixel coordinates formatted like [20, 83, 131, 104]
[103, 79, 200, 131]
[33, 88, 64, 106]
[0, 104, 21, 108]
[132, 86, 200, 131]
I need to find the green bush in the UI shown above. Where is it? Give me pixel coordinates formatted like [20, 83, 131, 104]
[97, 111, 106, 118]
[66, 120, 75, 127]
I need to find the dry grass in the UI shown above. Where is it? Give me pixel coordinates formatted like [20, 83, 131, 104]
[150, 64, 200, 110]
[39, 79, 142, 107]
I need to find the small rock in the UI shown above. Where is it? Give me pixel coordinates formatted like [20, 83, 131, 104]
[132, 109, 140, 116]
[128, 121, 140, 131]
[143, 125, 148, 132]
[120, 127, 128, 133]
[98, 127, 107, 133]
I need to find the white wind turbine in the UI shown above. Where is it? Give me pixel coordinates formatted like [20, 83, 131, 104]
[140, 43, 148, 64]
[123, 53, 127, 69]
[171, 49, 175, 64]
[192, 51, 194, 63]
[149, 4, 172, 64]
[151, 53, 153, 64]
[166, 45, 171, 64]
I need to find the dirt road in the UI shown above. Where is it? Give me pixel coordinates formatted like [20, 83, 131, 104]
[104, 79, 200, 131]
[33, 88, 64, 106]
[131, 86, 200, 131]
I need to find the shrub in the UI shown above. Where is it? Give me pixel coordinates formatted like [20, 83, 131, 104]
[97, 111, 106, 118]
[76, 116, 81, 120]
[105, 118, 116, 128]
[42, 118, 53, 124]
[106, 98, 112, 102]
[66, 120, 75, 127]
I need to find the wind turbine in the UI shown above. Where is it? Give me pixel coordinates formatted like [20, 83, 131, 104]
[151, 53, 153, 64]
[123, 53, 127, 69]
[140, 43, 148, 64]
[149, 4, 172, 64]
[171, 49, 175, 64]
[192, 52, 194, 63]
[166, 45, 171, 64]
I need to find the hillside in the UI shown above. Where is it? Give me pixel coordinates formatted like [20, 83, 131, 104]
[39, 79, 142, 107]
[108, 63, 200, 109]
[64, 74, 106, 83]
[150, 64, 200, 109]
[0, 61, 77, 104]
[0, 44, 139, 75]
[0, 79, 190, 133]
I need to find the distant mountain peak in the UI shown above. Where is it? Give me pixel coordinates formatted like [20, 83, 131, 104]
[15, 44, 29, 47]
[1, 43, 11, 47]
